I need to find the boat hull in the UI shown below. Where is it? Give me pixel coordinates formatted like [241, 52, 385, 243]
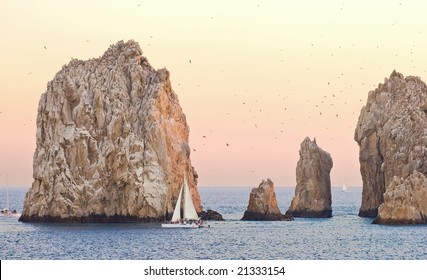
[161, 223, 201, 228]
[0, 212, 21, 218]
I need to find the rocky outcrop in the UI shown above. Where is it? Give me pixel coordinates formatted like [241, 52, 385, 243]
[242, 179, 291, 221]
[355, 70, 427, 224]
[199, 210, 225, 221]
[373, 171, 427, 224]
[286, 137, 333, 218]
[19, 40, 201, 223]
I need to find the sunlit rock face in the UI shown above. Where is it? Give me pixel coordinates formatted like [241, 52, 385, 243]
[355, 70, 427, 224]
[286, 137, 333, 218]
[20, 40, 200, 222]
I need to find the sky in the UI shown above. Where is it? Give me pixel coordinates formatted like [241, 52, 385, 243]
[1, 0, 427, 188]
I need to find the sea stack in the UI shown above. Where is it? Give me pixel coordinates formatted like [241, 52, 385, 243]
[355, 70, 427, 224]
[286, 137, 333, 218]
[19, 40, 201, 223]
[242, 178, 290, 221]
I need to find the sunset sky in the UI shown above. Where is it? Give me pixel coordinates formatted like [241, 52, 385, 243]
[1, 0, 427, 188]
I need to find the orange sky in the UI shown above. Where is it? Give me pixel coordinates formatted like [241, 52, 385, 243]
[1, 0, 427, 187]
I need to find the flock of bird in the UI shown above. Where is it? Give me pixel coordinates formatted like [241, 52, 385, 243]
[2, 1, 422, 180]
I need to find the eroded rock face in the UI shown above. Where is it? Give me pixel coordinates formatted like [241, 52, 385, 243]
[355, 70, 427, 224]
[20, 40, 201, 223]
[286, 137, 333, 218]
[242, 179, 289, 221]
[373, 171, 427, 224]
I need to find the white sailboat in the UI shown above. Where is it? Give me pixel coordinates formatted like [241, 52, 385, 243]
[162, 176, 202, 228]
[342, 183, 348, 192]
[1, 174, 21, 218]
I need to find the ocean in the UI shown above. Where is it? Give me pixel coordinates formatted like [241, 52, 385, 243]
[0, 187, 426, 260]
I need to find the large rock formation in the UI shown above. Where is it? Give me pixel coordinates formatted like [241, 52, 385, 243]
[20, 40, 201, 222]
[242, 179, 291, 221]
[355, 70, 427, 224]
[286, 137, 333, 218]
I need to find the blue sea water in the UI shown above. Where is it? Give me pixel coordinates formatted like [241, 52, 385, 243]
[0, 187, 426, 260]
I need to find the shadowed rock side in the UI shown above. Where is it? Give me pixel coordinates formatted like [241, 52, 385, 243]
[19, 40, 201, 223]
[199, 210, 225, 221]
[242, 179, 292, 221]
[286, 137, 333, 218]
[356, 71, 427, 224]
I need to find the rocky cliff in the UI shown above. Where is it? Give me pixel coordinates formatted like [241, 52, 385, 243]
[242, 179, 291, 221]
[355, 70, 427, 224]
[286, 137, 333, 218]
[20, 40, 201, 222]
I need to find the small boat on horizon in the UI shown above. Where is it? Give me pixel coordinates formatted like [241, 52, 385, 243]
[342, 183, 349, 192]
[161, 175, 203, 228]
[1, 175, 21, 218]
[0, 208, 21, 217]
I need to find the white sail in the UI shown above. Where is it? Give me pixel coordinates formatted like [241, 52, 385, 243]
[162, 175, 202, 228]
[171, 185, 183, 223]
[183, 176, 199, 221]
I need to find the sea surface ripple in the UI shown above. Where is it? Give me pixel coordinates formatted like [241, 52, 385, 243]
[0, 187, 426, 260]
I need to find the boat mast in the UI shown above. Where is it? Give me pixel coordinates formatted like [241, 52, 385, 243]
[6, 173, 9, 210]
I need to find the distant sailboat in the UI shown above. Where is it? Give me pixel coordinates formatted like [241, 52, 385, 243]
[342, 183, 348, 192]
[162, 175, 203, 228]
[0, 174, 21, 218]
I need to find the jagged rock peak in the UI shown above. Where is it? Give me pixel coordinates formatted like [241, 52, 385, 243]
[65, 40, 152, 70]
[242, 178, 292, 221]
[19, 40, 200, 223]
[355, 70, 427, 224]
[103, 40, 143, 58]
[286, 137, 333, 218]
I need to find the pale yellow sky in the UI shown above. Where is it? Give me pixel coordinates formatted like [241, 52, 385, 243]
[1, 0, 426, 187]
